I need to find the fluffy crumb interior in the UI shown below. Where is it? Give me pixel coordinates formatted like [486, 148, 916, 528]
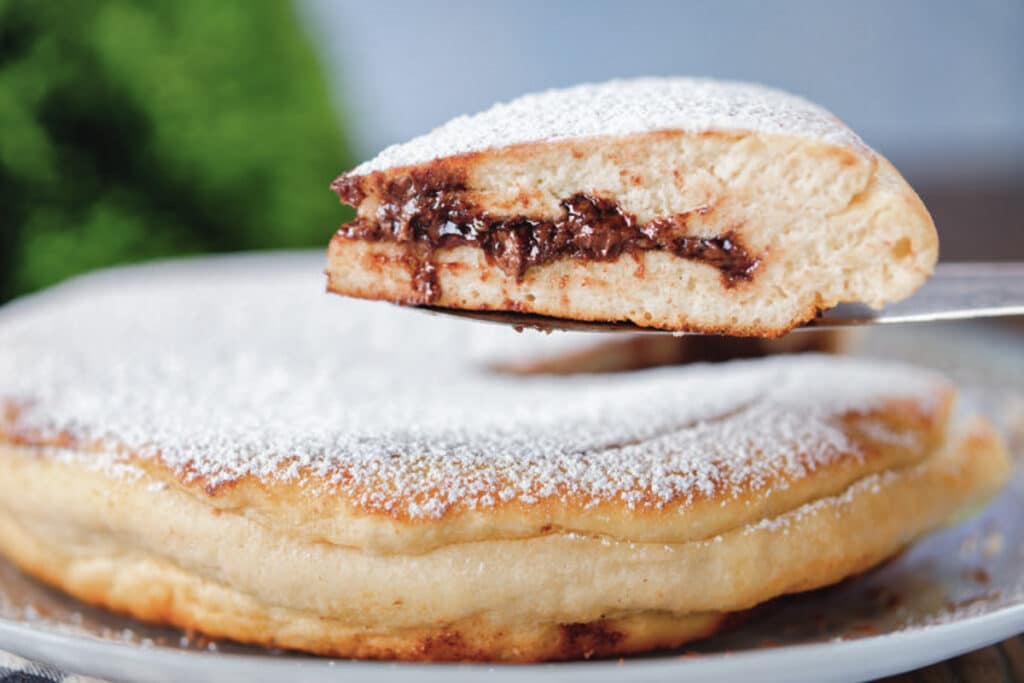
[331, 130, 937, 333]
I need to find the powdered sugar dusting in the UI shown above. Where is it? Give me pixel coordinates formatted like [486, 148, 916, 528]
[0, 254, 947, 518]
[351, 77, 867, 175]
[742, 465, 906, 537]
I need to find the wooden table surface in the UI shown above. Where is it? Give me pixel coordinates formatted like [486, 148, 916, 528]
[887, 637, 1024, 682]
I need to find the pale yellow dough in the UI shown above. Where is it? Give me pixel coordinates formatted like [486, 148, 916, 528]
[0, 423, 1008, 661]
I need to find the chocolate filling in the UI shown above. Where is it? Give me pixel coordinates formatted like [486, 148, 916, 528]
[333, 172, 760, 303]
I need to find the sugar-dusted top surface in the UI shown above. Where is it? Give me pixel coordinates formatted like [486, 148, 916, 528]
[351, 77, 867, 175]
[0, 253, 946, 518]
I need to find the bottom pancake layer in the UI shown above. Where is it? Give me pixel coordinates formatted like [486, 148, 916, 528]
[0, 423, 1008, 662]
[326, 238, 824, 337]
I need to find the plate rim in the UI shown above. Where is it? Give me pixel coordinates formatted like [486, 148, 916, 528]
[2, 600, 1023, 683]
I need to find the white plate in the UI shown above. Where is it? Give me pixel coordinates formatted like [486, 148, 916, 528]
[1, 257, 1022, 683]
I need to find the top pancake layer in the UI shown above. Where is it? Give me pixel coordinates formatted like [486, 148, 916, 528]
[0, 255, 950, 537]
[350, 77, 867, 175]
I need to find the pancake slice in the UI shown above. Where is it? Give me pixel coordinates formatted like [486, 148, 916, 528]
[328, 77, 937, 335]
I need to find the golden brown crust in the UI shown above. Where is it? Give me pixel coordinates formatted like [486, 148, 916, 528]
[0, 422, 1008, 661]
[0, 391, 953, 555]
[0, 514, 729, 661]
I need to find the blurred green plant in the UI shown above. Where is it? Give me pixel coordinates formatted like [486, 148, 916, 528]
[0, 0, 353, 302]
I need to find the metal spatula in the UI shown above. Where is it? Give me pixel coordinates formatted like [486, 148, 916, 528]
[418, 262, 1024, 334]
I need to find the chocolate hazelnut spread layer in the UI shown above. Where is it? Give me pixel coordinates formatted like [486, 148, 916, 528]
[333, 172, 761, 303]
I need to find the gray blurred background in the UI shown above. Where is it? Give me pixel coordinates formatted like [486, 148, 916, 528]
[2, 0, 1019, 304]
[302, 0, 1023, 262]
